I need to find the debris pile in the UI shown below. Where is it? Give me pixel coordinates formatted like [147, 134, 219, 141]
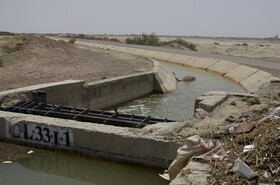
[208, 107, 280, 184]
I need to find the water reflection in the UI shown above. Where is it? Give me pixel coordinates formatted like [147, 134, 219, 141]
[0, 152, 167, 185]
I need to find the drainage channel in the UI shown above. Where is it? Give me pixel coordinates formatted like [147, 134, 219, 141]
[111, 60, 246, 120]
[4, 91, 176, 129]
[0, 61, 246, 185]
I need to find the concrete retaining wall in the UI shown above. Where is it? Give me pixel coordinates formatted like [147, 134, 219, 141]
[86, 72, 155, 109]
[0, 80, 85, 108]
[0, 62, 177, 110]
[0, 111, 182, 168]
[79, 40, 279, 92]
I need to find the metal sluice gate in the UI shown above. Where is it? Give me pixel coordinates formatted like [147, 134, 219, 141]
[3, 91, 176, 128]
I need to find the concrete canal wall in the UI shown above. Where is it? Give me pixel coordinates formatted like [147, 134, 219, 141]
[0, 111, 182, 169]
[71, 39, 279, 93]
[0, 63, 177, 109]
[0, 60, 179, 169]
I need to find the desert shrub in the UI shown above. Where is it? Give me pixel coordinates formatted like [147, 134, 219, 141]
[214, 42, 220, 45]
[161, 39, 197, 51]
[126, 33, 197, 51]
[69, 38, 76, 44]
[0, 56, 3, 67]
[125, 33, 161, 46]
[2, 43, 22, 53]
[242, 43, 248, 46]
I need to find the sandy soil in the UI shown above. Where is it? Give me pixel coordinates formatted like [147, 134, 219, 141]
[0, 35, 153, 91]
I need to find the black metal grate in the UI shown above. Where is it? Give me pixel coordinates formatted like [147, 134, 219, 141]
[4, 91, 176, 128]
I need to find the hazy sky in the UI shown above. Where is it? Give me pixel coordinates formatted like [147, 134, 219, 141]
[0, 0, 279, 38]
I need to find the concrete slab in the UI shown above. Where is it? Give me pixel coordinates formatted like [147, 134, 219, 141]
[153, 59, 178, 93]
[224, 65, 258, 82]
[207, 60, 240, 75]
[194, 91, 228, 112]
[116, 47, 128, 52]
[109, 46, 120, 51]
[0, 111, 182, 169]
[186, 57, 219, 69]
[142, 50, 161, 58]
[102, 45, 114, 50]
[122, 48, 144, 56]
[94, 43, 103, 48]
[168, 54, 194, 65]
[170, 161, 211, 185]
[98, 44, 107, 49]
[153, 52, 176, 61]
[131, 48, 148, 56]
[239, 70, 273, 92]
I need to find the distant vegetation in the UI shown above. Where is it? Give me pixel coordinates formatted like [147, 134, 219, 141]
[214, 42, 220, 46]
[236, 43, 249, 47]
[125, 33, 197, 51]
[69, 38, 76, 44]
[2, 43, 22, 53]
[0, 56, 3, 67]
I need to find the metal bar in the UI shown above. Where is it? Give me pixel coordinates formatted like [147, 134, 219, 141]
[4, 99, 177, 128]
[136, 116, 150, 128]
[73, 108, 90, 120]
[45, 105, 62, 116]
[104, 113, 119, 124]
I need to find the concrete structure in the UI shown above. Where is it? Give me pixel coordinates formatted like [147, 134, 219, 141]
[0, 111, 182, 169]
[0, 61, 177, 109]
[194, 91, 259, 113]
[73, 39, 280, 93]
[86, 72, 155, 109]
[0, 60, 179, 169]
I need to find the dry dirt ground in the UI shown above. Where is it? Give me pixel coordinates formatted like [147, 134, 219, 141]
[0, 35, 153, 91]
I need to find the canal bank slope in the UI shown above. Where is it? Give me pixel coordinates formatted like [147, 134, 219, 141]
[60, 38, 279, 93]
[66, 38, 280, 184]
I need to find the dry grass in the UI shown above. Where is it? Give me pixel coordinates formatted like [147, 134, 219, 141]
[208, 118, 280, 184]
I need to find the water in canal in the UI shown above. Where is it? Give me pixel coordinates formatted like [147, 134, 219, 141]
[113, 61, 245, 121]
[0, 151, 167, 185]
[0, 62, 245, 185]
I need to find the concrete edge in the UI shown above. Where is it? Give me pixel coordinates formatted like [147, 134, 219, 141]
[0, 111, 182, 169]
[74, 40, 277, 93]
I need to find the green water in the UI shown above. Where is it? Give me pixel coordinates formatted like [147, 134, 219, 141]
[0, 152, 168, 185]
[113, 61, 245, 121]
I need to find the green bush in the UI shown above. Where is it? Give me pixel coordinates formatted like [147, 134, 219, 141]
[2, 43, 22, 53]
[242, 43, 248, 46]
[161, 39, 197, 51]
[125, 33, 161, 46]
[214, 42, 220, 46]
[0, 56, 3, 67]
[126, 33, 197, 51]
[69, 38, 76, 44]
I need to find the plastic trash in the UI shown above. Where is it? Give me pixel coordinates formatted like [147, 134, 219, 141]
[257, 106, 280, 125]
[233, 158, 258, 179]
[243, 145, 254, 153]
[27, 150, 34, 154]
[3, 161, 12, 164]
